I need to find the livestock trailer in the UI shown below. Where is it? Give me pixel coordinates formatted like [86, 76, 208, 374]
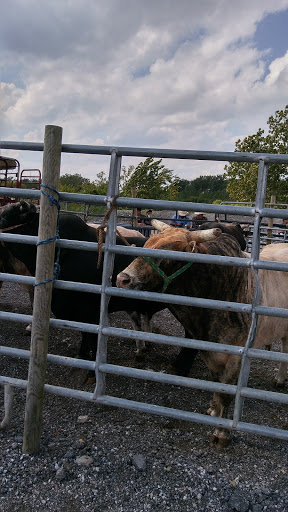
[0, 156, 41, 206]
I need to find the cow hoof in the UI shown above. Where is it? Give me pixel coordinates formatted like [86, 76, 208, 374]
[209, 431, 230, 450]
[135, 345, 150, 361]
[166, 364, 189, 377]
[205, 407, 218, 416]
[24, 323, 32, 335]
[85, 376, 96, 385]
[83, 372, 96, 385]
[135, 355, 144, 363]
[275, 379, 286, 388]
[171, 364, 190, 377]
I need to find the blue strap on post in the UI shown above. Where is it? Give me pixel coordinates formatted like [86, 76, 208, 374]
[34, 184, 61, 286]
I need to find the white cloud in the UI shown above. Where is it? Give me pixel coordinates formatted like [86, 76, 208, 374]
[1, 0, 288, 181]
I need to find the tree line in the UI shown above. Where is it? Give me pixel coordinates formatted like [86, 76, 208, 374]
[58, 105, 288, 206]
[59, 162, 230, 205]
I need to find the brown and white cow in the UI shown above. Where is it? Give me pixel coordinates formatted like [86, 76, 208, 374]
[116, 219, 288, 447]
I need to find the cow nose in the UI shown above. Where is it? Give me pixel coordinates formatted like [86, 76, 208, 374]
[116, 272, 132, 288]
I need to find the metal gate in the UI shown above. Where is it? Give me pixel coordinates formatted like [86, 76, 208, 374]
[1, 126, 288, 453]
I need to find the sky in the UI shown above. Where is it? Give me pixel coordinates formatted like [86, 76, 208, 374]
[1, 0, 288, 183]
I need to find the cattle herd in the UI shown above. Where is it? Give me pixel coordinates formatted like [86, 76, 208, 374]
[0, 201, 287, 448]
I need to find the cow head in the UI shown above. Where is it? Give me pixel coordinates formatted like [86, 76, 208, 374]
[0, 201, 37, 230]
[116, 221, 221, 293]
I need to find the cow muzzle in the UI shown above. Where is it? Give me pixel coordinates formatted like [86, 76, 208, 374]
[116, 272, 133, 289]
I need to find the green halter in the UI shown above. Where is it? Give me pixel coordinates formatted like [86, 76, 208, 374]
[142, 256, 193, 293]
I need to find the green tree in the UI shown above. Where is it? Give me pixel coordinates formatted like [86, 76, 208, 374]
[119, 165, 135, 192]
[59, 173, 90, 192]
[225, 105, 288, 202]
[120, 157, 179, 200]
[177, 175, 229, 203]
[59, 172, 109, 214]
[80, 171, 109, 196]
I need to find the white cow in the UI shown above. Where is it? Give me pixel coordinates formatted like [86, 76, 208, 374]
[88, 223, 145, 238]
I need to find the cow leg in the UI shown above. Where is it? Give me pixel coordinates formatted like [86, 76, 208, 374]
[77, 332, 98, 383]
[78, 332, 97, 360]
[171, 330, 199, 376]
[23, 284, 34, 334]
[206, 355, 241, 449]
[0, 384, 13, 429]
[275, 336, 288, 388]
[207, 391, 233, 449]
[128, 311, 151, 359]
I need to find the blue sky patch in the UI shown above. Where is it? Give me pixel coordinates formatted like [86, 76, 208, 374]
[254, 9, 288, 64]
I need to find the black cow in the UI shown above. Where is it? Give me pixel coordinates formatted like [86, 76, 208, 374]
[200, 221, 247, 251]
[0, 201, 165, 363]
[0, 244, 34, 333]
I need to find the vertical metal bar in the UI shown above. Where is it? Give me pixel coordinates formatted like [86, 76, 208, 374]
[232, 159, 268, 428]
[93, 150, 122, 398]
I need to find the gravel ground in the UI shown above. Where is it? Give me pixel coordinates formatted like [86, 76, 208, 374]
[1, 276, 288, 511]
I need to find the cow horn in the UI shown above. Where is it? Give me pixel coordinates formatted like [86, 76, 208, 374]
[19, 200, 30, 212]
[188, 228, 222, 242]
[151, 219, 170, 232]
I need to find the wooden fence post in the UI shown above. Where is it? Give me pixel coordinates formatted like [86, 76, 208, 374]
[22, 125, 62, 454]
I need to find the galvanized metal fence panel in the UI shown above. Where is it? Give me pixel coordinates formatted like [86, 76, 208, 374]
[1, 136, 288, 445]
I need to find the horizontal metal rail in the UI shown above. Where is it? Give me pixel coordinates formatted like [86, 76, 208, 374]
[109, 244, 288, 272]
[0, 271, 102, 295]
[95, 396, 288, 441]
[2, 140, 288, 164]
[2, 230, 288, 272]
[0, 310, 100, 334]
[0, 376, 94, 401]
[3, 268, 288, 321]
[100, 364, 236, 394]
[0, 346, 94, 370]
[1, 375, 288, 441]
[99, 363, 288, 406]
[0, 232, 100, 251]
[2, 319, 287, 367]
[103, 326, 288, 363]
[1, 184, 288, 221]
[107, 286, 288, 319]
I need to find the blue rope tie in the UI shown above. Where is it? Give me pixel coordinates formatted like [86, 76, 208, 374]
[34, 184, 61, 286]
